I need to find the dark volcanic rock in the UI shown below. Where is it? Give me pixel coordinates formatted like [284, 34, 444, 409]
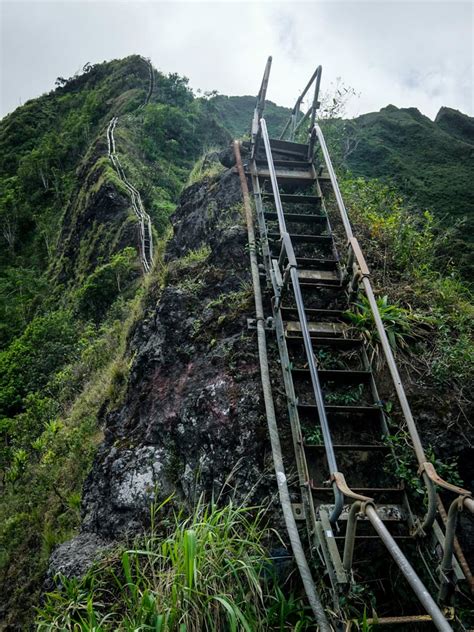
[49, 166, 270, 576]
[46, 533, 115, 589]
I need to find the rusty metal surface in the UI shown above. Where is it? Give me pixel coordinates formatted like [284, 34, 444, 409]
[348, 237, 370, 277]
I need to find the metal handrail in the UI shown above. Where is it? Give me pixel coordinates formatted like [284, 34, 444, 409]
[251, 57, 272, 159]
[280, 65, 322, 142]
[260, 117, 354, 522]
[234, 140, 332, 631]
[256, 115, 455, 629]
[310, 123, 473, 531]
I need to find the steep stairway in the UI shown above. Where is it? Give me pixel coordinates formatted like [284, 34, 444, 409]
[239, 57, 474, 631]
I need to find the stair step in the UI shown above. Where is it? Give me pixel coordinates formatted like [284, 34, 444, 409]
[256, 158, 310, 169]
[320, 503, 406, 522]
[311, 484, 404, 495]
[281, 306, 345, 320]
[298, 403, 383, 420]
[286, 336, 363, 349]
[268, 232, 332, 244]
[291, 368, 373, 384]
[297, 269, 339, 284]
[268, 138, 308, 156]
[311, 487, 407, 511]
[305, 443, 388, 452]
[264, 212, 327, 224]
[263, 193, 322, 205]
[285, 321, 347, 337]
[257, 168, 315, 183]
[295, 256, 338, 269]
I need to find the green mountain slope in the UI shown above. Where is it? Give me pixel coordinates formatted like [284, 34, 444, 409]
[205, 97, 473, 276]
[435, 106, 474, 144]
[322, 105, 473, 276]
[0, 55, 229, 626]
[208, 94, 290, 137]
[343, 105, 473, 229]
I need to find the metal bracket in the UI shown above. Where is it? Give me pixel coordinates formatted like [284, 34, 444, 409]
[292, 503, 305, 521]
[331, 472, 374, 503]
[247, 317, 274, 331]
[419, 462, 472, 497]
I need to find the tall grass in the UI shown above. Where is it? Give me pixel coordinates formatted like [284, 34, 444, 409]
[37, 497, 310, 631]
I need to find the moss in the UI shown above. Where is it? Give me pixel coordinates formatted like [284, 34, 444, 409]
[89, 156, 131, 198]
[187, 151, 226, 185]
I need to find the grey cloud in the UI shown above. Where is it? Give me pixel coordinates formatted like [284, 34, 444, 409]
[1, 1, 472, 120]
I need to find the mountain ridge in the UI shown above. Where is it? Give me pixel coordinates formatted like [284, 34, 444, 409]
[0, 55, 472, 629]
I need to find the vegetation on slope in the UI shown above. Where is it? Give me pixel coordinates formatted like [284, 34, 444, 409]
[332, 105, 474, 277]
[0, 54, 472, 630]
[37, 498, 313, 631]
[0, 55, 229, 627]
[320, 178, 473, 538]
[207, 94, 290, 138]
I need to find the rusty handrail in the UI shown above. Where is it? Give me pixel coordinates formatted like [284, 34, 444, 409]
[309, 122, 473, 534]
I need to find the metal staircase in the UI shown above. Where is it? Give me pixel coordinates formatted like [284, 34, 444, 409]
[107, 116, 154, 272]
[239, 57, 474, 631]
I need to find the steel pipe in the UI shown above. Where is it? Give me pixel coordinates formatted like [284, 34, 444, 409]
[251, 56, 272, 156]
[343, 502, 362, 571]
[439, 496, 474, 601]
[365, 505, 453, 632]
[312, 123, 441, 527]
[260, 118, 344, 521]
[437, 497, 474, 594]
[280, 65, 322, 141]
[233, 140, 332, 631]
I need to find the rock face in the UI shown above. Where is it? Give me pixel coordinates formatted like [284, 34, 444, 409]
[50, 163, 270, 574]
[53, 137, 135, 286]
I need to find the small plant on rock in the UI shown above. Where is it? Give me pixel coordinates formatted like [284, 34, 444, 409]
[345, 294, 425, 361]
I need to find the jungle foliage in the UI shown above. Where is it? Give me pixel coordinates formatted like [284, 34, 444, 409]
[0, 53, 473, 630]
[0, 55, 229, 627]
[37, 498, 313, 631]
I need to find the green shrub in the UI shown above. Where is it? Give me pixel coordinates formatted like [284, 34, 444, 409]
[345, 294, 426, 360]
[340, 177, 435, 273]
[173, 246, 211, 271]
[187, 150, 225, 185]
[76, 248, 139, 322]
[0, 310, 78, 416]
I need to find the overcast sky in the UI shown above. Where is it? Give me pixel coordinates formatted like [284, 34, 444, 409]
[1, 0, 473, 120]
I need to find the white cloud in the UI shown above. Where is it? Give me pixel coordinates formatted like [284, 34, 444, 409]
[1, 0, 472, 119]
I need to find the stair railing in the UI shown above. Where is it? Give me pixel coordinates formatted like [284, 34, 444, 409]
[279, 65, 322, 143]
[251, 56, 273, 159]
[309, 123, 473, 541]
[255, 118, 457, 630]
[258, 117, 376, 523]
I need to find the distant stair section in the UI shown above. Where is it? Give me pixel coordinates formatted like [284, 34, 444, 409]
[106, 116, 154, 272]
